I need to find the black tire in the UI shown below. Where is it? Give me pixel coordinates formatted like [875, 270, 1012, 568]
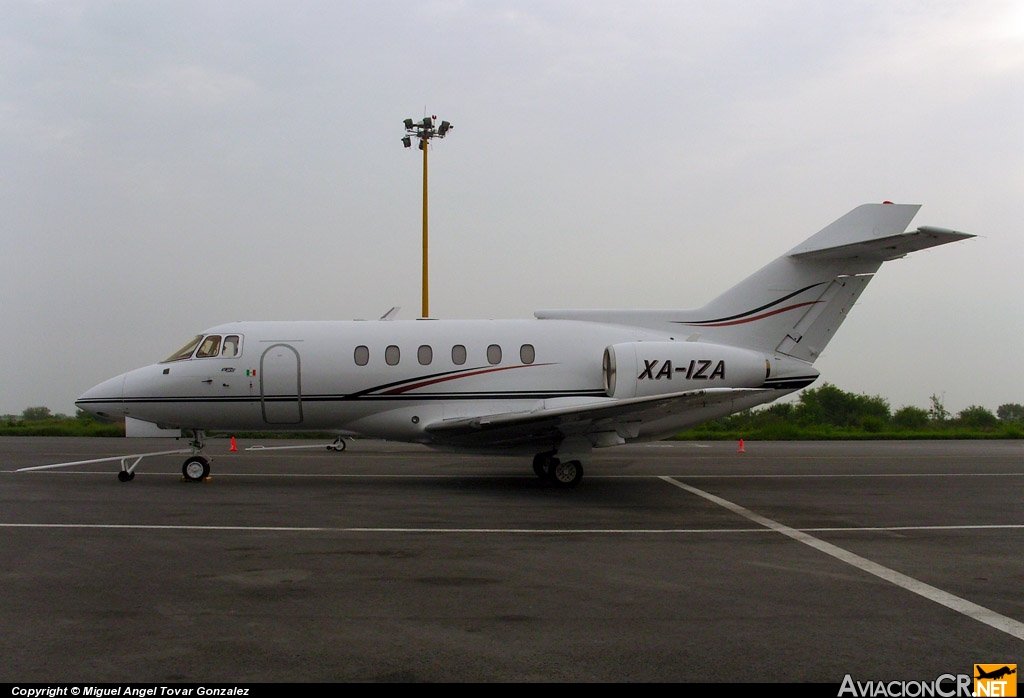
[532, 452, 553, 479]
[117, 470, 134, 482]
[182, 456, 210, 482]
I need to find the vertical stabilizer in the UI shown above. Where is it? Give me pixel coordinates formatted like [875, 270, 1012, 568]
[536, 204, 973, 362]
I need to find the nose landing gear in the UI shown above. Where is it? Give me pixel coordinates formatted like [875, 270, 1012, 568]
[180, 432, 211, 483]
[182, 455, 211, 482]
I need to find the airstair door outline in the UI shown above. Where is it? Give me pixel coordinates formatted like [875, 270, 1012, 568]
[260, 344, 303, 424]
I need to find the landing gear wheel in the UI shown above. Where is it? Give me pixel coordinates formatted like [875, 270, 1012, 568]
[548, 459, 583, 488]
[182, 456, 210, 482]
[533, 452, 554, 479]
[117, 470, 135, 482]
[327, 438, 347, 452]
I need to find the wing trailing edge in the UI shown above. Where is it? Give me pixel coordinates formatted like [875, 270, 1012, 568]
[424, 387, 766, 450]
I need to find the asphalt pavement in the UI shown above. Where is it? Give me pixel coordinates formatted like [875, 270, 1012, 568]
[2, 437, 1022, 682]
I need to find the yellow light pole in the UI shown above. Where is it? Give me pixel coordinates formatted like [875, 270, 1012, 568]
[403, 115, 453, 318]
[422, 136, 428, 318]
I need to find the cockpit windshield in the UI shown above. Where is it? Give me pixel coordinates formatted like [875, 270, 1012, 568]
[161, 334, 243, 363]
[163, 335, 203, 363]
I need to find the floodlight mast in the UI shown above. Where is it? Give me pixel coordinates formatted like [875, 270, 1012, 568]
[402, 115, 453, 318]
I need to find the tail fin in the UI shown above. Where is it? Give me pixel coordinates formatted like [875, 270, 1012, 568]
[536, 203, 973, 362]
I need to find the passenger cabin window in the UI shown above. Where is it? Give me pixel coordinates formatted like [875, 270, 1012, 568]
[354, 345, 369, 366]
[520, 344, 535, 364]
[487, 344, 502, 365]
[385, 345, 400, 366]
[418, 345, 432, 365]
[452, 345, 467, 365]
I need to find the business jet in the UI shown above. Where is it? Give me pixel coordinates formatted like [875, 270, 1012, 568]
[36, 203, 971, 486]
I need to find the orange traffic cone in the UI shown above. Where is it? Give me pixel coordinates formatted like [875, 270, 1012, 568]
[737, 438, 746, 453]
[230, 436, 237, 452]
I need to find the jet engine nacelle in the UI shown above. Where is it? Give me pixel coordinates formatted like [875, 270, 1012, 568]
[603, 341, 771, 399]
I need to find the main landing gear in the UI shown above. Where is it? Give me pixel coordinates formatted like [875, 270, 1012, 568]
[532, 451, 584, 488]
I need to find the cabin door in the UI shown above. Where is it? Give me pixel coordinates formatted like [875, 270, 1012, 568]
[260, 344, 303, 424]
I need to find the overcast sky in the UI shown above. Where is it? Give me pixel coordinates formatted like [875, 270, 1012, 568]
[2, 0, 1022, 417]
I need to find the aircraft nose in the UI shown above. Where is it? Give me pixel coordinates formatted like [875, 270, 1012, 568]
[75, 373, 126, 418]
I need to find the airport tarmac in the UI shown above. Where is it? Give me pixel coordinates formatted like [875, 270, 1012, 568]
[2, 437, 1022, 682]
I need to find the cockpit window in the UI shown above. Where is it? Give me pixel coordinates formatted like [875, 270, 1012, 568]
[222, 335, 240, 357]
[161, 334, 243, 363]
[195, 335, 222, 358]
[162, 335, 203, 363]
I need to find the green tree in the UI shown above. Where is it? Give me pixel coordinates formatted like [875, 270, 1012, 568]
[893, 405, 930, 430]
[996, 403, 1024, 422]
[957, 405, 998, 429]
[21, 406, 52, 421]
[928, 394, 950, 423]
[794, 384, 890, 428]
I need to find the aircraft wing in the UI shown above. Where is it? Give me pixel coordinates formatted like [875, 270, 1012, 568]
[423, 388, 764, 449]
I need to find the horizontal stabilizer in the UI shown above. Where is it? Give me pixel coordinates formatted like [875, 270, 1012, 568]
[790, 225, 974, 262]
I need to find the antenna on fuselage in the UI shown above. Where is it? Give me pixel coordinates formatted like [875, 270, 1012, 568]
[380, 306, 400, 320]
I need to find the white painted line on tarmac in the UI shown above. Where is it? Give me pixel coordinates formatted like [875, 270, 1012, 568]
[2, 522, 1021, 534]
[0, 523, 778, 533]
[661, 476, 1024, 642]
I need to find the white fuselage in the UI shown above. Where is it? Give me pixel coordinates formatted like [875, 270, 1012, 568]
[76, 318, 807, 450]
